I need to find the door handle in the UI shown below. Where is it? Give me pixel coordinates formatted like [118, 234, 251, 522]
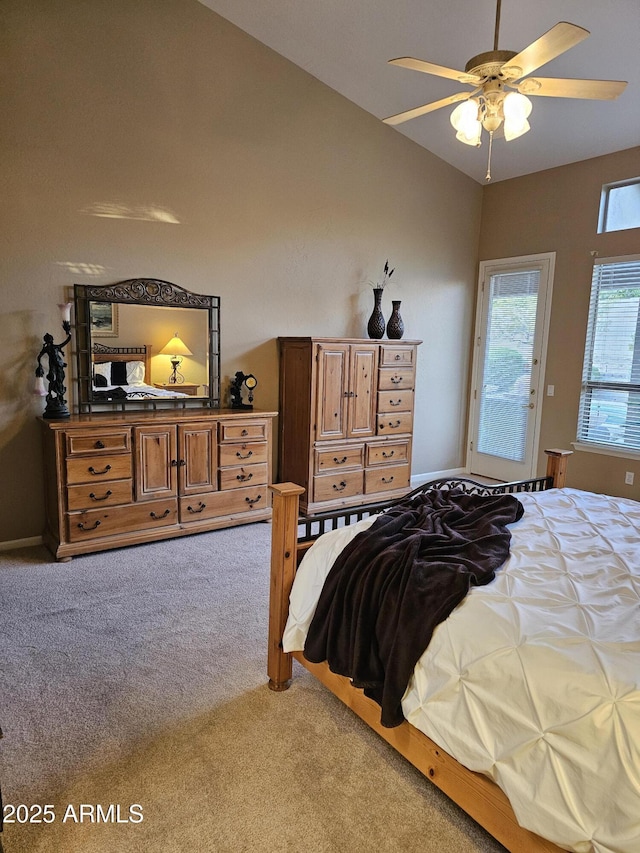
[522, 403, 535, 409]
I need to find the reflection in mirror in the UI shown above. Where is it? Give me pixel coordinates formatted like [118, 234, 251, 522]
[74, 279, 220, 413]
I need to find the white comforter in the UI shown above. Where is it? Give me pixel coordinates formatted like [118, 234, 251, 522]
[283, 488, 640, 853]
[92, 383, 188, 398]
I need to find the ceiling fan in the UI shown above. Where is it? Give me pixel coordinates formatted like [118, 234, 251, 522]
[383, 0, 627, 179]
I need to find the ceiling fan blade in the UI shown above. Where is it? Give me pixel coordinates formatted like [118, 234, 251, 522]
[517, 77, 627, 100]
[389, 57, 481, 85]
[383, 92, 471, 126]
[500, 22, 589, 81]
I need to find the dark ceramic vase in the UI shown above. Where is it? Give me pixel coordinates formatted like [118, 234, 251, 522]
[367, 288, 385, 339]
[386, 300, 404, 339]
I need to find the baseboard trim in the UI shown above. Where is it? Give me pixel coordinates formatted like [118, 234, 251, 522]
[0, 535, 43, 552]
[411, 467, 467, 487]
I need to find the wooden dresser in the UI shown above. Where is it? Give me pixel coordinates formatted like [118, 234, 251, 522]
[40, 408, 276, 559]
[278, 337, 420, 515]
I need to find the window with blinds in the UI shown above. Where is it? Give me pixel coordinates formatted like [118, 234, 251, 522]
[578, 257, 640, 451]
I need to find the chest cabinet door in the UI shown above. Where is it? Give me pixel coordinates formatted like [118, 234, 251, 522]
[315, 344, 350, 441]
[347, 345, 377, 438]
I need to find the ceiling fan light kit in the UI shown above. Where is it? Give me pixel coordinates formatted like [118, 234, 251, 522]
[383, 0, 627, 180]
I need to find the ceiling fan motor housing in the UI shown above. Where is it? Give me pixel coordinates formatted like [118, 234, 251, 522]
[464, 49, 518, 79]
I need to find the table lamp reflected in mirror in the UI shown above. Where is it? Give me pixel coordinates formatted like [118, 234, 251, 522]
[159, 332, 192, 384]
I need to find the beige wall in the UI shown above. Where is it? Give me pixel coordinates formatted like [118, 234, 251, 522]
[479, 145, 640, 498]
[1, 0, 482, 544]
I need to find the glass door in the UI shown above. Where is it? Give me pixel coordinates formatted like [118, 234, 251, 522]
[468, 254, 554, 482]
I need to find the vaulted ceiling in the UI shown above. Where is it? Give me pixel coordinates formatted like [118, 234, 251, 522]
[198, 0, 639, 184]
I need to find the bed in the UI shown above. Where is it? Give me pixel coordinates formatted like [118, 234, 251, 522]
[91, 343, 189, 400]
[267, 450, 640, 853]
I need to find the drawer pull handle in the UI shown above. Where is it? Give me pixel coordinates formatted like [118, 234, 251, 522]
[88, 464, 112, 476]
[387, 420, 402, 429]
[187, 502, 206, 514]
[236, 450, 253, 459]
[382, 450, 395, 459]
[78, 519, 101, 532]
[171, 459, 178, 467]
[150, 508, 171, 520]
[236, 472, 253, 482]
[179, 459, 186, 467]
[390, 376, 403, 384]
[95, 440, 105, 449]
[394, 354, 402, 361]
[89, 490, 112, 501]
[389, 399, 402, 407]
[333, 481, 347, 492]
[333, 456, 348, 464]
[382, 476, 395, 484]
[245, 494, 263, 506]
[241, 429, 249, 436]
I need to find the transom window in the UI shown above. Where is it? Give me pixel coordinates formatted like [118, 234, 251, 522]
[578, 257, 640, 451]
[598, 178, 640, 233]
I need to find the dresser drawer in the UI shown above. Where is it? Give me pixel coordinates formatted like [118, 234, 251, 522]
[365, 464, 410, 494]
[378, 367, 415, 391]
[376, 412, 414, 435]
[315, 444, 364, 473]
[377, 389, 414, 414]
[380, 346, 415, 367]
[366, 440, 410, 466]
[66, 429, 131, 456]
[220, 421, 269, 442]
[66, 454, 132, 485]
[312, 470, 363, 503]
[219, 463, 268, 490]
[180, 484, 270, 522]
[219, 441, 268, 467]
[67, 479, 133, 511]
[67, 498, 178, 542]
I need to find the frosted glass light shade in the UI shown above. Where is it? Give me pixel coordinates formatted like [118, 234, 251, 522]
[58, 302, 73, 323]
[34, 374, 47, 396]
[503, 92, 532, 141]
[450, 100, 482, 146]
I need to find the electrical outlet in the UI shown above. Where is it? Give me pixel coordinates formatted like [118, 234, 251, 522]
[625, 471, 634, 485]
[547, 385, 555, 396]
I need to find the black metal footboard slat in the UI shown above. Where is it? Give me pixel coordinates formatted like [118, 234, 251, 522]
[297, 474, 552, 545]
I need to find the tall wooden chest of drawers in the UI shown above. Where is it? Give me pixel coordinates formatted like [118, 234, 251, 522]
[278, 337, 420, 515]
[40, 408, 276, 559]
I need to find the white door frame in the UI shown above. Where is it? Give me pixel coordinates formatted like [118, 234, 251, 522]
[467, 252, 555, 481]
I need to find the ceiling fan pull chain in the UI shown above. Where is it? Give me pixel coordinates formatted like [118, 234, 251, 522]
[485, 131, 494, 182]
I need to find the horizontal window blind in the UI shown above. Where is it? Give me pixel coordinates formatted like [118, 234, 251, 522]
[578, 258, 640, 450]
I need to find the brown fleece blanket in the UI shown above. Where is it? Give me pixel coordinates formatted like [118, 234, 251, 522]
[303, 489, 524, 727]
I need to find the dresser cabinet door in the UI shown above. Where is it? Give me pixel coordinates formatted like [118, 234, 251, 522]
[134, 425, 178, 501]
[178, 423, 218, 496]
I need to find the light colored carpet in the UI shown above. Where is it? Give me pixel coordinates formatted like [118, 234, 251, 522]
[0, 523, 505, 852]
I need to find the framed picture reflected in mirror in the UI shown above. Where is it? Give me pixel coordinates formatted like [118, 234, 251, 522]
[89, 301, 119, 337]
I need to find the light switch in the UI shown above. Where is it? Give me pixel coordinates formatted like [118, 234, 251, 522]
[547, 385, 555, 396]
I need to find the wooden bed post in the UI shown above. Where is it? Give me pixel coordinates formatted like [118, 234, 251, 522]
[268, 483, 305, 691]
[544, 449, 573, 488]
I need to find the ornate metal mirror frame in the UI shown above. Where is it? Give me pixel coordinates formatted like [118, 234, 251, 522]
[74, 278, 221, 413]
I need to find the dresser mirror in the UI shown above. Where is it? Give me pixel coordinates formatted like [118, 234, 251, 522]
[74, 279, 220, 413]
